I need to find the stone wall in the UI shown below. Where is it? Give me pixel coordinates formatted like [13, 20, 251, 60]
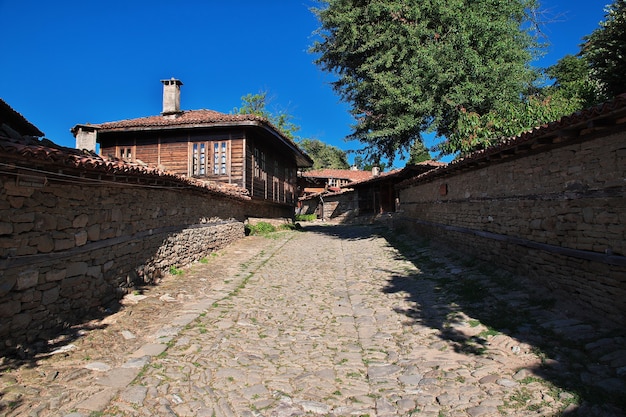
[297, 191, 359, 222]
[0, 175, 246, 354]
[396, 130, 626, 326]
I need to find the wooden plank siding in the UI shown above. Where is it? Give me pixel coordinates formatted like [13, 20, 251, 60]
[158, 136, 189, 175]
[245, 134, 297, 205]
[98, 127, 298, 205]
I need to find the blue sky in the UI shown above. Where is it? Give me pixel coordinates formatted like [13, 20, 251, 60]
[0, 1, 609, 167]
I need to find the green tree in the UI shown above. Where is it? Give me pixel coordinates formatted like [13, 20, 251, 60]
[299, 138, 350, 169]
[353, 155, 386, 172]
[406, 140, 432, 164]
[544, 54, 599, 107]
[233, 91, 300, 139]
[311, 0, 540, 160]
[436, 95, 583, 157]
[582, 0, 626, 99]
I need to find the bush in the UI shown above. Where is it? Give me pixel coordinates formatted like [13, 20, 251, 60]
[295, 214, 317, 222]
[246, 221, 276, 236]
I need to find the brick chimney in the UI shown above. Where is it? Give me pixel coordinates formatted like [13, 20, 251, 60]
[161, 78, 183, 116]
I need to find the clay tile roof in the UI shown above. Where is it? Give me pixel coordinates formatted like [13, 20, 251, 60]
[0, 98, 45, 137]
[0, 132, 250, 200]
[95, 110, 267, 130]
[300, 168, 374, 182]
[74, 109, 313, 168]
[345, 161, 446, 188]
[397, 93, 626, 189]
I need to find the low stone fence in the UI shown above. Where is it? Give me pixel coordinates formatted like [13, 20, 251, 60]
[0, 163, 247, 355]
[396, 101, 626, 326]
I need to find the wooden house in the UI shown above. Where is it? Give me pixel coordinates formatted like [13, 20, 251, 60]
[298, 168, 375, 197]
[345, 161, 445, 215]
[72, 79, 312, 219]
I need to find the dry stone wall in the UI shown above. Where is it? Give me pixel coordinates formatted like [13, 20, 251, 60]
[396, 131, 626, 326]
[297, 191, 358, 222]
[0, 175, 246, 354]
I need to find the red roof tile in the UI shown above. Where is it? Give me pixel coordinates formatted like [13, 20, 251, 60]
[300, 169, 374, 182]
[346, 161, 446, 187]
[0, 98, 45, 137]
[0, 133, 250, 200]
[73, 109, 313, 167]
[94, 110, 268, 130]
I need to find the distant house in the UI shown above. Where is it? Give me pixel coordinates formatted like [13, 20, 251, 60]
[71, 79, 313, 219]
[298, 168, 376, 196]
[346, 161, 445, 215]
[297, 162, 444, 222]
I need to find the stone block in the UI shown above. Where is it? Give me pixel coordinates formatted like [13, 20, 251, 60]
[12, 212, 36, 223]
[42, 287, 60, 305]
[0, 222, 12, 235]
[596, 211, 619, 225]
[45, 269, 66, 282]
[3, 181, 34, 197]
[34, 213, 58, 231]
[529, 219, 542, 230]
[57, 217, 71, 230]
[72, 213, 89, 228]
[54, 238, 74, 251]
[87, 224, 100, 241]
[75, 230, 88, 246]
[7, 196, 24, 209]
[14, 222, 35, 234]
[16, 270, 39, 290]
[67, 262, 88, 277]
[11, 313, 32, 330]
[0, 273, 17, 297]
[15, 245, 37, 256]
[103, 260, 115, 272]
[87, 265, 101, 278]
[582, 207, 594, 223]
[0, 299, 21, 317]
[38, 194, 58, 208]
[33, 234, 54, 253]
[111, 207, 123, 222]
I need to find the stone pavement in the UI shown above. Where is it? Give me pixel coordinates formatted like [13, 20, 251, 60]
[1, 223, 624, 417]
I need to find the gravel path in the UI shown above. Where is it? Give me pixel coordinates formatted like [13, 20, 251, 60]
[1, 223, 624, 417]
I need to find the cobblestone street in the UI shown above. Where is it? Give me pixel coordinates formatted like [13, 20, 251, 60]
[1, 224, 624, 417]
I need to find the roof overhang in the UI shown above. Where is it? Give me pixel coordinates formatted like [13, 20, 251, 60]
[73, 118, 314, 168]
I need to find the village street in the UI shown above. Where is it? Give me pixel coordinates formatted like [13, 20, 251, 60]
[1, 224, 624, 417]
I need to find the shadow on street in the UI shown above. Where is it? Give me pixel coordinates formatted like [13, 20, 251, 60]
[304, 222, 626, 417]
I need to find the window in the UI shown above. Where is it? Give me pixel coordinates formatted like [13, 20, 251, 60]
[213, 141, 228, 175]
[191, 142, 207, 175]
[254, 147, 266, 180]
[120, 147, 132, 161]
[254, 148, 260, 178]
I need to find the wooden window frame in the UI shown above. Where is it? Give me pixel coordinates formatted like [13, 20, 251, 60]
[212, 141, 229, 176]
[191, 141, 208, 176]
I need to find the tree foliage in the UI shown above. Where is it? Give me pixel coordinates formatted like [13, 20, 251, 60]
[233, 91, 301, 140]
[234, 91, 350, 169]
[436, 1, 626, 159]
[436, 95, 583, 157]
[299, 138, 350, 170]
[406, 140, 432, 164]
[311, 0, 539, 160]
[581, 0, 626, 100]
[352, 155, 386, 172]
[544, 54, 599, 107]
